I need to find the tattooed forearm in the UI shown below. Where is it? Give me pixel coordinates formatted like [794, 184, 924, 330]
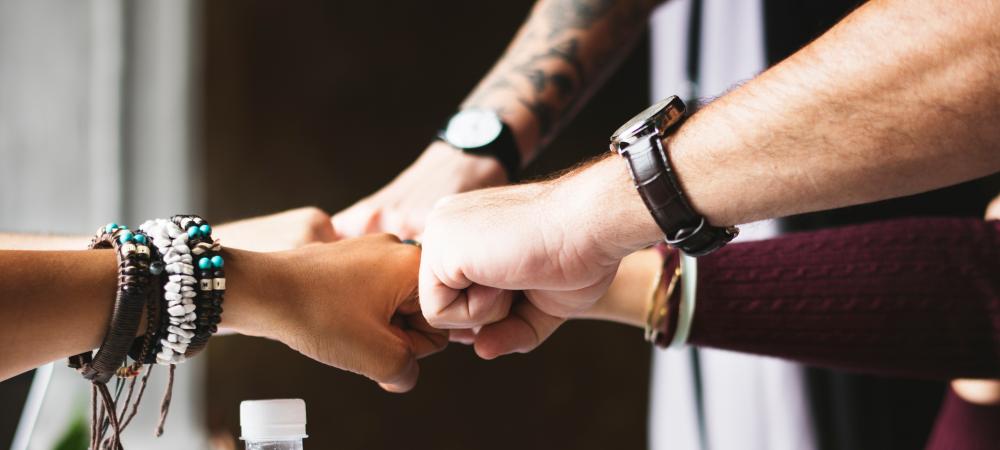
[463, 0, 663, 161]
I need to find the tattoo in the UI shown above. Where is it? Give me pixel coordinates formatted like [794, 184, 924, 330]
[464, 0, 656, 149]
[545, 0, 616, 37]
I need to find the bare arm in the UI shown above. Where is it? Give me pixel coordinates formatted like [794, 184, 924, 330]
[563, 0, 1000, 252]
[671, 0, 1000, 227]
[0, 207, 337, 252]
[419, 0, 1000, 357]
[464, 0, 662, 160]
[1, 237, 446, 392]
[332, 0, 663, 238]
[0, 233, 88, 250]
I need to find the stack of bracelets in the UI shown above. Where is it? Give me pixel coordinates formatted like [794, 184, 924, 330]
[68, 215, 226, 449]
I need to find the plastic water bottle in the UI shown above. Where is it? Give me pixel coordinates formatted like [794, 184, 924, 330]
[240, 399, 308, 450]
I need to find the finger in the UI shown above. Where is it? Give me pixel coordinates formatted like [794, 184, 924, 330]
[401, 313, 449, 358]
[331, 204, 380, 239]
[364, 331, 421, 393]
[376, 357, 419, 393]
[313, 217, 339, 243]
[428, 284, 512, 328]
[473, 301, 565, 360]
[449, 329, 477, 345]
[986, 194, 1000, 219]
[378, 209, 411, 239]
[418, 252, 471, 328]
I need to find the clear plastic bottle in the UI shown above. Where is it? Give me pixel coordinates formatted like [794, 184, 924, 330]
[240, 399, 308, 450]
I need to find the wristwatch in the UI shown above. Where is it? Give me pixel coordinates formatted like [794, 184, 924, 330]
[610, 96, 739, 256]
[438, 109, 521, 181]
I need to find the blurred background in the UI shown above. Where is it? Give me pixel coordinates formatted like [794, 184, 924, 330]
[0, 0, 653, 448]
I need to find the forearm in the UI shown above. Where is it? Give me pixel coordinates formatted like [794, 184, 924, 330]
[0, 250, 118, 380]
[464, 0, 661, 161]
[0, 248, 270, 381]
[669, 0, 1000, 227]
[0, 233, 89, 250]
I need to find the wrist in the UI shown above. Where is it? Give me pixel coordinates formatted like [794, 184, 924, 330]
[554, 155, 664, 260]
[217, 248, 275, 338]
[574, 249, 661, 328]
[420, 141, 510, 189]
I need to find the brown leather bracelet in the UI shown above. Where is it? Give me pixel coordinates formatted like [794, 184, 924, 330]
[68, 225, 153, 384]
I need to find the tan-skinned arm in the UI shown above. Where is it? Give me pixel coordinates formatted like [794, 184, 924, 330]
[0, 235, 447, 392]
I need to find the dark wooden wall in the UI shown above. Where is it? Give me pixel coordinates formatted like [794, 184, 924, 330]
[201, 1, 652, 449]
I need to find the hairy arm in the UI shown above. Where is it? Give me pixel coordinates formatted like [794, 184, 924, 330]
[671, 0, 1000, 227]
[464, 0, 662, 161]
[332, 0, 664, 238]
[572, 0, 1000, 252]
[418, 0, 1000, 358]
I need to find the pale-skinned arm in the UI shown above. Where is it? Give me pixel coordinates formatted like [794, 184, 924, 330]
[419, 0, 1000, 358]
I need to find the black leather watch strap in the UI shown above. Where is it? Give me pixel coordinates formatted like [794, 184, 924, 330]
[476, 123, 521, 182]
[437, 122, 521, 182]
[621, 134, 738, 256]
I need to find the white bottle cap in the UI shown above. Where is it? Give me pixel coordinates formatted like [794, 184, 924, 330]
[240, 399, 308, 441]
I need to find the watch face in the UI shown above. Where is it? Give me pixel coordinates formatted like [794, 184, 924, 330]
[443, 109, 503, 150]
[611, 96, 685, 148]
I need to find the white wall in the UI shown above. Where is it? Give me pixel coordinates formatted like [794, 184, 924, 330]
[0, 0, 207, 448]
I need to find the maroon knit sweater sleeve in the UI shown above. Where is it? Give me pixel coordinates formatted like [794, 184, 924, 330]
[685, 217, 1000, 380]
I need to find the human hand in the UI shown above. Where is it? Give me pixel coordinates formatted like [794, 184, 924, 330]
[331, 142, 509, 240]
[224, 234, 446, 392]
[419, 156, 661, 359]
[214, 207, 337, 252]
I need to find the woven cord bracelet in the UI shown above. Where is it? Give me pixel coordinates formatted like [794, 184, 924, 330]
[68, 223, 155, 449]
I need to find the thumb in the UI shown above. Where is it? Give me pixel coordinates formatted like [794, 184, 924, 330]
[473, 300, 565, 359]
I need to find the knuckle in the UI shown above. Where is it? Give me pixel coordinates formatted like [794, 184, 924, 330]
[302, 206, 330, 225]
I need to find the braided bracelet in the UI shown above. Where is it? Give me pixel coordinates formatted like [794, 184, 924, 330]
[172, 215, 225, 357]
[68, 223, 154, 384]
[127, 242, 166, 366]
[139, 218, 197, 364]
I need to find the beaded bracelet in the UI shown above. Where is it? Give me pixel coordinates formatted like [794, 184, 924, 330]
[139, 218, 197, 365]
[171, 215, 225, 357]
[68, 223, 154, 383]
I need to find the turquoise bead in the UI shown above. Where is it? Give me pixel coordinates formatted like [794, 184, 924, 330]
[105, 222, 119, 233]
[199, 224, 212, 236]
[210, 255, 224, 268]
[187, 226, 200, 239]
[198, 257, 212, 270]
[119, 230, 134, 244]
[133, 234, 147, 245]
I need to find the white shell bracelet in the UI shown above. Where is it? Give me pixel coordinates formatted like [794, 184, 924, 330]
[139, 218, 197, 364]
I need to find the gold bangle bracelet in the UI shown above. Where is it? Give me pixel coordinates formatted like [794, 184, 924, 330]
[645, 251, 681, 343]
[649, 264, 682, 343]
[643, 262, 665, 342]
